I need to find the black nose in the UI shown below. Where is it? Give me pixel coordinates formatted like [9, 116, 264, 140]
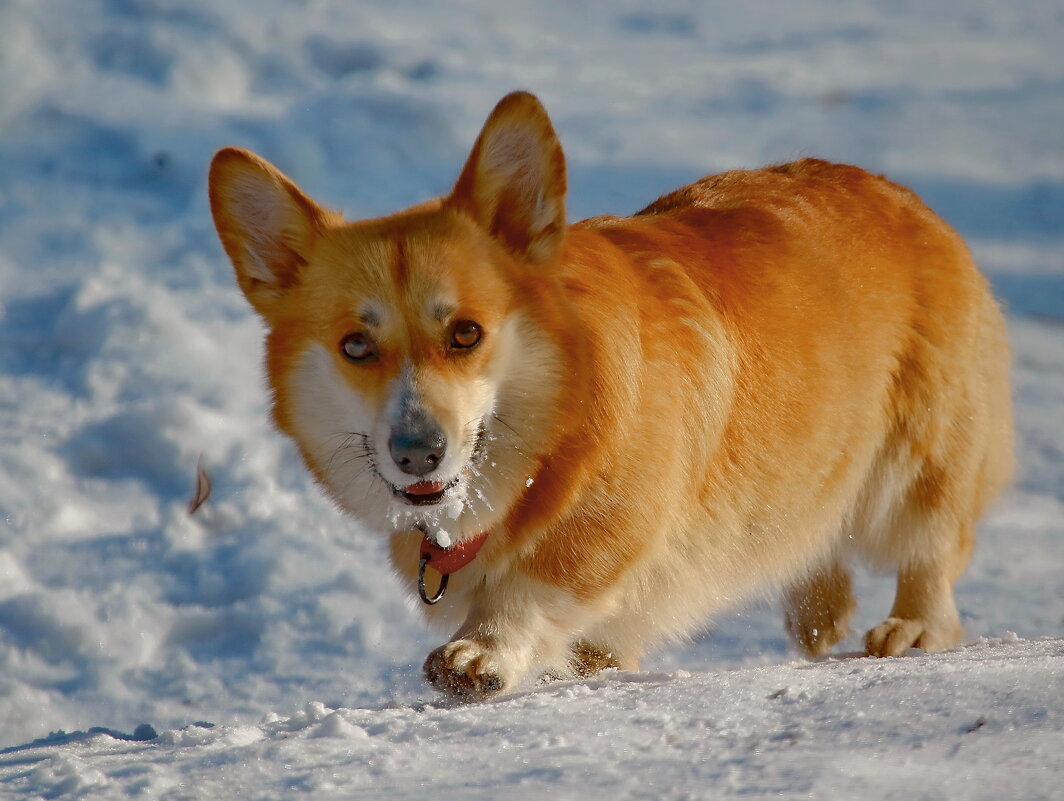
[389, 430, 447, 476]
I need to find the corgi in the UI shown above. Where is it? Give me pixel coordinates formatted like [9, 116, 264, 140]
[209, 91, 1012, 699]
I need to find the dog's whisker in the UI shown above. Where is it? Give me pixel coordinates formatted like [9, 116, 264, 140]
[489, 414, 531, 457]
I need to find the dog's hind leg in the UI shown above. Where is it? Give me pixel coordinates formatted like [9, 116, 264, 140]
[784, 558, 856, 657]
[859, 423, 990, 657]
[864, 520, 973, 657]
[862, 357, 1009, 656]
[863, 290, 1010, 657]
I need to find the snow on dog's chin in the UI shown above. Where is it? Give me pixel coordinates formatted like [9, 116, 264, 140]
[386, 489, 466, 547]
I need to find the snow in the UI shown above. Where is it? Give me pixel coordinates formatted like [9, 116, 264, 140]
[3, 638, 1062, 799]
[0, 0, 1062, 798]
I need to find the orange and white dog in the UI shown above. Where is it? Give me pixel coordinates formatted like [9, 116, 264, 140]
[209, 92, 1012, 699]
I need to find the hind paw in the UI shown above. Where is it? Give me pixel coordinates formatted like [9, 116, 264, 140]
[788, 616, 850, 658]
[865, 616, 963, 657]
[785, 563, 856, 658]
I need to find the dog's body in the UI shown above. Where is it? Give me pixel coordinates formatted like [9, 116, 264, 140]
[210, 92, 1012, 699]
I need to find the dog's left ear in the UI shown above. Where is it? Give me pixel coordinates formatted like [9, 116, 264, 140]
[450, 91, 567, 263]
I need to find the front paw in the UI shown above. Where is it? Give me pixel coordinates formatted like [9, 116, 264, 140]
[423, 639, 507, 700]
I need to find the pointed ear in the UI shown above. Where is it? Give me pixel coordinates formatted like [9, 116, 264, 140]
[208, 147, 336, 318]
[450, 92, 567, 263]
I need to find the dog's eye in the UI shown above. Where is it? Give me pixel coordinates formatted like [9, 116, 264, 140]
[340, 332, 378, 362]
[450, 320, 482, 350]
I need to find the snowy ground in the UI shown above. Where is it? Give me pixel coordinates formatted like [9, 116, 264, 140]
[3, 637, 1062, 800]
[0, 0, 1062, 798]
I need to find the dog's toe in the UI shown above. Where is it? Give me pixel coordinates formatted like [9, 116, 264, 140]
[423, 640, 506, 700]
[865, 617, 924, 657]
[864, 616, 963, 657]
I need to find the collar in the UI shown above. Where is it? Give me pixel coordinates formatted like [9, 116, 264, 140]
[420, 530, 490, 575]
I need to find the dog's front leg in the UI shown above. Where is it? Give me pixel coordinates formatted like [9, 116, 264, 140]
[423, 570, 587, 700]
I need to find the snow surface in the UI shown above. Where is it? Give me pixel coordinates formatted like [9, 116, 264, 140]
[0, 0, 1062, 798]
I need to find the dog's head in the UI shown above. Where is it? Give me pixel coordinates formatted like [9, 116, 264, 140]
[209, 92, 567, 542]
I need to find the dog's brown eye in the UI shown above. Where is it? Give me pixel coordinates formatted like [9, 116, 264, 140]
[450, 320, 482, 349]
[340, 332, 378, 362]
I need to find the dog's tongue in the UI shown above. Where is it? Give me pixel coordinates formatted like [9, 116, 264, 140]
[421, 530, 489, 575]
[406, 480, 446, 496]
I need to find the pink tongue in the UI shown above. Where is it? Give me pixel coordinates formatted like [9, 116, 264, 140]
[421, 531, 489, 575]
[405, 481, 446, 496]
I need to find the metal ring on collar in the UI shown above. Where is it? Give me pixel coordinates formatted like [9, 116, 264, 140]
[418, 552, 448, 605]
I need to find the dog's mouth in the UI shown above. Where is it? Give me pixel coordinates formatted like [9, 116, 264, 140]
[387, 425, 489, 507]
[394, 478, 460, 506]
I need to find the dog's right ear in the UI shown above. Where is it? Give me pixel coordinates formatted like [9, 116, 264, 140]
[208, 148, 335, 319]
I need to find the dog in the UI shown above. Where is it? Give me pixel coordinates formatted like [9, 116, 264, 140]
[209, 91, 1012, 699]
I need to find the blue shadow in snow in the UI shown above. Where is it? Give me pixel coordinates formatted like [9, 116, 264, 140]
[986, 274, 1064, 322]
[904, 176, 1064, 244]
[0, 724, 159, 756]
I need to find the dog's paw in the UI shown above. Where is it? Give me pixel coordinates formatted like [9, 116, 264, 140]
[423, 639, 507, 700]
[864, 616, 963, 657]
[784, 563, 856, 658]
[787, 610, 852, 658]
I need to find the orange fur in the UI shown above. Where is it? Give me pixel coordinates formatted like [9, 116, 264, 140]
[209, 92, 1012, 700]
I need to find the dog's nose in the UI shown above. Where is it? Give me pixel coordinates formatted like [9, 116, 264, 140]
[389, 430, 447, 476]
